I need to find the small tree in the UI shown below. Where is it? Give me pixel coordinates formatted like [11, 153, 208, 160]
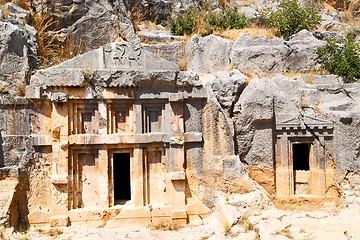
[260, 0, 322, 37]
[317, 37, 360, 83]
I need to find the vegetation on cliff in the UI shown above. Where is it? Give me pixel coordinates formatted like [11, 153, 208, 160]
[317, 37, 360, 82]
[260, 0, 322, 37]
[169, 6, 250, 36]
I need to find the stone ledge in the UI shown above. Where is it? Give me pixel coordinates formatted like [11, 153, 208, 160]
[170, 172, 186, 180]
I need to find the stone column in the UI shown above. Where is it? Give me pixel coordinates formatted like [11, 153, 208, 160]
[168, 101, 186, 206]
[275, 135, 292, 197]
[50, 97, 69, 212]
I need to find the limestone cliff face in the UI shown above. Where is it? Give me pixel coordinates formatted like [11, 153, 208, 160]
[30, 0, 140, 51]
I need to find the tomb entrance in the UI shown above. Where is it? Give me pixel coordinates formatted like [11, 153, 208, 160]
[275, 115, 333, 198]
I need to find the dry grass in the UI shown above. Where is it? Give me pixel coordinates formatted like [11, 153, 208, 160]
[0, 0, 80, 74]
[218, 0, 231, 7]
[214, 27, 276, 41]
[137, 20, 164, 32]
[315, 102, 328, 115]
[0, 5, 10, 17]
[344, 0, 360, 22]
[345, 1, 358, 22]
[282, 69, 328, 79]
[323, 1, 338, 12]
[128, 0, 147, 32]
[0, 83, 9, 93]
[140, 35, 187, 45]
[33, 13, 57, 59]
[152, 222, 180, 231]
[31, 13, 81, 69]
[16, 0, 30, 11]
[178, 41, 190, 71]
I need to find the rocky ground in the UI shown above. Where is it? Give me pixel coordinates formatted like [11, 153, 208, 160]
[8, 203, 360, 240]
[7, 174, 360, 240]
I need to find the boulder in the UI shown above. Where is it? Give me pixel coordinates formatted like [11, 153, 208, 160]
[230, 30, 325, 76]
[319, 12, 343, 32]
[188, 34, 233, 74]
[2, 3, 32, 22]
[30, 0, 139, 52]
[0, 13, 38, 92]
[237, 5, 260, 21]
[312, 31, 344, 42]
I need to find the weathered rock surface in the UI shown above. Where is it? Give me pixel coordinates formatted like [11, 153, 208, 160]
[30, 0, 139, 52]
[203, 69, 247, 114]
[126, 0, 204, 25]
[141, 40, 188, 66]
[237, 5, 261, 21]
[188, 34, 233, 74]
[0, 13, 38, 92]
[230, 30, 325, 76]
[138, 30, 183, 43]
[0, 177, 18, 229]
[2, 3, 32, 22]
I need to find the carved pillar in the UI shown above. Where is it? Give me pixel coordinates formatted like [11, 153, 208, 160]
[50, 97, 69, 212]
[310, 139, 326, 196]
[275, 135, 292, 197]
[133, 147, 144, 207]
[168, 100, 186, 206]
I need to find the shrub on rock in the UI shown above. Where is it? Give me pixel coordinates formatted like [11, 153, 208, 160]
[260, 0, 322, 37]
[169, 6, 250, 36]
[317, 37, 360, 83]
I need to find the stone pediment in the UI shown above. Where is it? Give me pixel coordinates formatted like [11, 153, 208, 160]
[29, 42, 185, 88]
[276, 114, 333, 131]
[48, 42, 179, 71]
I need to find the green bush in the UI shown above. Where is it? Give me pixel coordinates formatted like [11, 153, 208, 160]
[260, 0, 322, 37]
[169, 8, 198, 36]
[169, 6, 250, 36]
[317, 37, 360, 83]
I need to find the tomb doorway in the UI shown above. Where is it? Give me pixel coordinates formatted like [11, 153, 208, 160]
[113, 153, 131, 204]
[292, 143, 312, 195]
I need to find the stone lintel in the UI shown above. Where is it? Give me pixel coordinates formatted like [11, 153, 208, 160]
[184, 132, 203, 142]
[170, 171, 186, 180]
[32, 135, 53, 146]
[169, 93, 184, 102]
[51, 175, 68, 185]
[61, 133, 203, 145]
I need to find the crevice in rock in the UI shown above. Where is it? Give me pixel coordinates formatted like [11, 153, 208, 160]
[228, 83, 247, 157]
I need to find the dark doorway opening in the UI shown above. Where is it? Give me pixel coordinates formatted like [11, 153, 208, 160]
[113, 153, 131, 204]
[293, 144, 310, 171]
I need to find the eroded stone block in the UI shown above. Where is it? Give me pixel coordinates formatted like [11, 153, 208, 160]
[50, 216, 69, 227]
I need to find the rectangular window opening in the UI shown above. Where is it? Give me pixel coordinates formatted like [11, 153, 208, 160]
[113, 153, 131, 204]
[293, 143, 310, 171]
